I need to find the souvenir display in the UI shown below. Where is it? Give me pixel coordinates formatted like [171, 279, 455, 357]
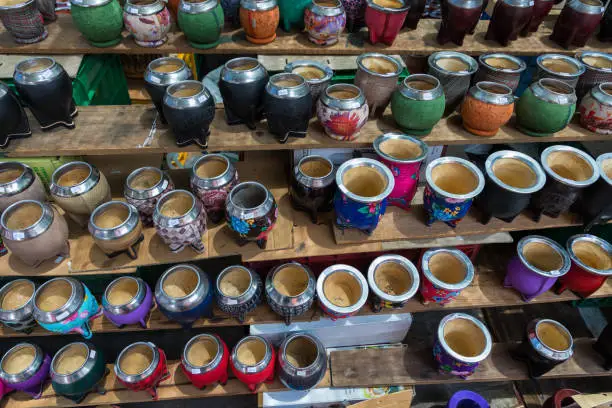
[215, 265, 262, 323]
[0, 0, 47, 44]
[484, 0, 533, 46]
[0, 82, 31, 148]
[225, 181, 278, 249]
[240, 0, 280, 44]
[504, 235, 571, 301]
[473, 53, 526, 93]
[427, 51, 478, 116]
[123, 0, 171, 47]
[69, 0, 123, 47]
[190, 154, 239, 224]
[316, 264, 368, 320]
[354, 53, 402, 118]
[433, 313, 492, 378]
[317, 84, 369, 141]
[263, 73, 313, 143]
[549, 0, 604, 49]
[155, 264, 214, 328]
[460, 82, 514, 136]
[278, 333, 327, 390]
[0, 200, 70, 267]
[181, 334, 230, 388]
[579, 83, 612, 134]
[304, 0, 346, 45]
[124, 166, 174, 227]
[334, 158, 394, 234]
[556, 234, 612, 298]
[289, 155, 336, 223]
[0, 279, 36, 334]
[0, 162, 46, 212]
[153, 190, 207, 253]
[530, 145, 599, 221]
[373, 133, 428, 210]
[50, 342, 107, 403]
[102, 276, 153, 329]
[515, 79, 577, 137]
[33, 277, 101, 338]
[367, 254, 419, 312]
[420, 248, 474, 305]
[364, 0, 409, 45]
[114, 342, 170, 399]
[163, 80, 216, 148]
[437, 0, 483, 46]
[265, 262, 316, 324]
[511, 318, 574, 377]
[284, 60, 333, 113]
[178, 0, 224, 49]
[144, 57, 193, 124]
[219, 57, 269, 129]
[13, 57, 77, 130]
[88, 201, 143, 259]
[50, 161, 111, 227]
[278, 0, 310, 30]
[577, 153, 612, 231]
[230, 335, 276, 392]
[423, 157, 485, 228]
[521, 0, 553, 35]
[533, 54, 585, 88]
[575, 52, 612, 101]
[390, 74, 445, 135]
[0, 343, 50, 399]
[476, 150, 546, 224]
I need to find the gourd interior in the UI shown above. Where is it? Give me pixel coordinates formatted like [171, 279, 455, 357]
[160, 192, 193, 218]
[546, 151, 594, 182]
[443, 318, 486, 358]
[93, 204, 128, 229]
[435, 57, 469, 73]
[57, 165, 90, 188]
[236, 338, 266, 366]
[5, 202, 42, 231]
[602, 84, 612, 99]
[231, 184, 266, 210]
[1, 281, 34, 311]
[428, 252, 466, 284]
[342, 167, 387, 198]
[328, 88, 359, 100]
[479, 83, 510, 95]
[219, 267, 251, 297]
[300, 157, 332, 179]
[537, 321, 571, 351]
[54, 343, 88, 375]
[129, 169, 161, 191]
[374, 261, 412, 295]
[380, 138, 422, 160]
[601, 156, 612, 181]
[187, 337, 218, 367]
[195, 157, 228, 180]
[522, 241, 563, 272]
[151, 60, 183, 74]
[2, 345, 35, 375]
[542, 82, 574, 95]
[131, 0, 157, 5]
[285, 337, 317, 368]
[36, 280, 72, 312]
[492, 158, 537, 189]
[484, 57, 520, 70]
[323, 271, 362, 307]
[406, 78, 436, 91]
[431, 162, 479, 195]
[582, 55, 612, 70]
[228, 59, 258, 71]
[273, 265, 309, 297]
[542, 58, 579, 74]
[571, 241, 612, 270]
[0, 166, 23, 185]
[119, 344, 153, 375]
[169, 82, 203, 98]
[579, 0, 602, 6]
[272, 75, 302, 88]
[372, 0, 404, 8]
[292, 66, 325, 80]
[107, 277, 139, 306]
[20, 58, 53, 74]
[361, 57, 399, 75]
[163, 267, 199, 298]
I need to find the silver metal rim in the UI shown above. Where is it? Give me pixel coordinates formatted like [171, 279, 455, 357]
[179, 0, 218, 13]
[517, 235, 571, 278]
[124, 0, 165, 15]
[231, 336, 273, 374]
[308, 0, 344, 16]
[145, 57, 192, 87]
[294, 155, 335, 189]
[567, 0, 604, 14]
[0, 279, 35, 326]
[89, 201, 140, 241]
[479, 53, 527, 74]
[540, 145, 599, 188]
[484, 150, 546, 194]
[566, 234, 612, 276]
[425, 157, 485, 200]
[279, 332, 326, 378]
[0, 0, 35, 10]
[336, 158, 395, 204]
[164, 81, 213, 109]
[33, 278, 84, 324]
[51, 342, 97, 384]
[221, 57, 268, 85]
[367, 254, 420, 302]
[50, 161, 100, 198]
[469, 81, 514, 105]
[102, 276, 147, 315]
[182, 334, 224, 374]
[191, 154, 236, 191]
[0, 200, 53, 242]
[114, 342, 160, 383]
[153, 190, 201, 228]
[596, 153, 612, 186]
[265, 262, 316, 307]
[437, 313, 492, 363]
[155, 264, 209, 313]
[398, 74, 444, 101]
[240, 0, 277, 11]
[576, 51, 612, 73]
[428, 52, 478, 77]
[216, 265, 257, 305]
[316, 264, 369, 315]
[319, 83, 366, 110]
[124, 167, 171, 200]
[357, 54, 402, 77]
[14, 57, 63, 85]
[226, 181, 275, 220]
[529, 319, 574, 361]
[366, 0, 409, 12]
[421, 248, 475, 291]
[266, 73, 310, 99]
[591, 83, 612, 107]
[373, 133, 429, 164]
[285, 60, 334, 85]
[0, 162, 35, 197]
[70, 0, 113, 8]
[0, 343, 42, 384]
[536, 54, 586, 78]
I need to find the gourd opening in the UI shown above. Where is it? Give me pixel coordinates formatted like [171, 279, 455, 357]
[285, 337, 318, 368]
[236, 338, 267, 366]
[36, 280, 71, 312]
[159, 191, 194, 218]
[484, 57, 520, 70]
[2, 345, 35, 375]
[0, 165, 24, 185]
[361, 56, 400, 74]
[219, 267, 251, 297]
[195, 156, 228, 180]
[443, 318, 486, 357]
[56, 164, 91, 188]
[435, 57, 469, 73]
[572, 241, 612, 271]
[187, 337, 219, 367]
[541, 58, 579, 74]
[300, 157, 332, 178]
[292, 65, 325, 80]
[119, 344, 154, 375]
[492, 158, 537, 189]
[273, 265, 309, 297]
[522, 242, 563, 272]
[374, 261, 412, 296]
[428, 252, 466, 284]
[163, 267, 199, 298]
[129, 169, 162, 191]
[342, 166, 388, 198]
[431, 162, 479, 195]
[537, 321, 571, 351]
[168, 82, 203, 98]
[93, 203, 129, 229]
[0, 281, 34, 311]
[546, 151, 594, 182]
[582, 55, 612, 70]
[54, 343, 88, 375]
[323, 271, 362, 307]
[107, 277, 139, 306]
[231, 183, 267, 210]
[379, 138, 422, 160]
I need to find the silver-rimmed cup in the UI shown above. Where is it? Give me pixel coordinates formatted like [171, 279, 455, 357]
[144, 57, 193, 124]
[475, 53, 527, 93]
[575, 51, 612, 100]
[316, 264, 368, 320]
[190, 154, 239, 224]
[124, 166, 174, 227]
[0, 343, 46, 389]
[278, 332, 327, 391]
[355, 53, 402, 117]
[420, 248, 474, 304]
[102, 276, 152, 328]
[181, 334, 227, 385]
[427, 51, 478, 115]
[367, 254, 419, 312]
[0, 162, 46, 212]
[88, 201, 143, 260]
[0, 279, 36, 333]
[215, 265, 263, 323]
[265, 262, 316, 325]
[285, 60, 333, 113]
[114, 341, 162, 385]
[535, 54, 586, 88]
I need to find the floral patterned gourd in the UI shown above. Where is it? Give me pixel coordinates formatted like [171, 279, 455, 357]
[304, 0, 346, 45]
[123, 0, 171, 47]
[579, 83, 612, 134]
[419, 248, 474, 305]
[317, 83, 369, 141]
[190, 154, 239, 224]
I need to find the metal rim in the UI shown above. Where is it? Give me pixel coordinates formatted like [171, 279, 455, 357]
[279, 332, 325, 373]
[336, 158, 395, 204]
[596, 153, 612, 186]
[425, 157, 485, 200]
[114, 342, 159, 383]
[153, 189, 201, 228]
[33, 278, 84, 324]
[50, 342, 96, 384]
[356, 54, 402, 77]
[516, 235, 571, 278]
[536, 54, 586, 78]
[540, 145, 599, 188]
[530, 319, 574, 361]
[191, 154, 236, 191]
[216, 265, 255, 304]
[285, 60, 334, 85]
[265, 262, 316, 308]
[0, 279, 35, 322]
[428, 52, 478, 77]
[227, 181, 273, 217]
[575, 51, 612, 73]
[0, 0, 35, 9]
[484, 150, 547, 195]
[89, 201, 140, 241]
[155, 264, 208, 312]
[50, 161, 100, 198]
[266, 73, 310, 99]
[231, 336, 273, 374]
[179, 0, 218, 13]
[478, 53, 527, 74]
[316, 264, 369, 315]
[421, 248, 475, 291]
[398, 74, 444, 101]
[0, 200, 53, 242]
[319, 83, 366, 111]
[437, 313, 492, 363]
[145, 57, 192, 87]
[373, 133, 429, 164]
[182, 334, 224, 374]
[294, 155, 335, 189]
[367, 254, 420, 302]
[469, 81, 514, 105]
[124, 0, 166, 15]
[14, 57, 61, 85]
[566, 234, 612, 276]
[308, 0, 344, 15]
[366, 0, 409, 12]
[102, 276, 147, 315]
[0, 343, 42, 384]
[240, 0, 277, 11]
[70, 0, 113, 8]
[0, 162, 35, 197]
[124, 167, 171, 200]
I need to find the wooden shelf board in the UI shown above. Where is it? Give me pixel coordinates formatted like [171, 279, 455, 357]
[2, 363, 331, 408]
[4, 106, 607, 157]
[330, 339, 610, 387]
[1, 15, 610, 55]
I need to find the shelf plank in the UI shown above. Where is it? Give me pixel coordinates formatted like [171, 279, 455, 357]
[2, 362, 331, 408]
[4, 106, 607, 157]
[0, 15, 610, 55]
[330, 339, 610, 387]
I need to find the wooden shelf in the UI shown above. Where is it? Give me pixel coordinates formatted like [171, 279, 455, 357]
[330, 339, 610, 387]
[1, 15, 610, 56]
[2, 363, 330, 408]
[4, 106, 607, 158]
